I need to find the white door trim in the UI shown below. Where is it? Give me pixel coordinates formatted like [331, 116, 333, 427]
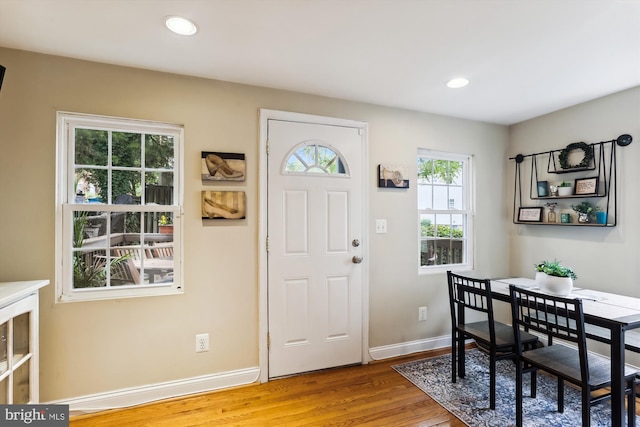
[258, 109, 370, 383]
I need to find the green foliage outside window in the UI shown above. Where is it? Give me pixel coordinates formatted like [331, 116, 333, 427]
[74, 129, 175, 234]
[75, 129, 174, 202]
[420, 220, 463, 238]
[72, 212, 129, 288]
[417, 158, 462, 183]
[286, 144, 344, 174]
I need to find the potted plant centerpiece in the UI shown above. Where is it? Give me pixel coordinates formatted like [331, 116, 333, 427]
[159, 214, 173, 234]
[571, 201, 595, 223]
[535, 259, 577, 296]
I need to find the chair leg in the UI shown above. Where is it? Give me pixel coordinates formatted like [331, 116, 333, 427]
[515, 359, 523, 427]
[458, 336, 466, 378]
[489, 352, 496, 410]
[530, 366, 537, 398]
[627, 377, 636, 427]
[581, 386, 591, 427]
[451, 332, 457, 383]
[557, 377, 564, 413]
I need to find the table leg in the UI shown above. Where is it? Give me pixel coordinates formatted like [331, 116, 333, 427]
[610, 325, 625, 427]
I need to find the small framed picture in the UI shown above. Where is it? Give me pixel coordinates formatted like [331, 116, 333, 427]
[201, 152, 245, 182]
[574, 177, 598, 195]
[201, 191, 246, 219]
[378, 164, 409, 188]
[518, 207, 544, 222]
[536, 180, 549, 197]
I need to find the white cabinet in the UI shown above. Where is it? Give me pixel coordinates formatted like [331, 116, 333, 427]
[0, 280, 48, 404]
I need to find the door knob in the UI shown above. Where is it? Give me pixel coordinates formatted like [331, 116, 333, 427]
[352, 256, 363, 264]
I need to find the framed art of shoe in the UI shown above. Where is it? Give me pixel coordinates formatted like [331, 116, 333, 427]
[378, 164, 409, 188]
[201, 151, 246, 182]
[201, 191, 246, 219]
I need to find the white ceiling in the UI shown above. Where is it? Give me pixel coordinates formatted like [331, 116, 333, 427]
[1, 0, 639, 125]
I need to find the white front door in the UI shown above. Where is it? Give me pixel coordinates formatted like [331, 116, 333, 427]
[265, 114, 366, 378]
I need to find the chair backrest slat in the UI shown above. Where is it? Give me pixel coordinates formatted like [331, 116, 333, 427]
[448, 271, 496, 340]
[509, 285, 589, 382]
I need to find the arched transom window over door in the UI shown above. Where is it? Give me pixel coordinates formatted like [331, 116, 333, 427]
[283, 141, 350, 176]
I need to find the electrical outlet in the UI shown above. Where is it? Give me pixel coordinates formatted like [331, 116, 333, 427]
[196, 333, 209, 352]
[418, 306, 427, 322]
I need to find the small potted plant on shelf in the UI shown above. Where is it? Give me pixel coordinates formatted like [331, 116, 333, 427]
[159, 215, 173, 234]
[557, 181, 573, 196]
[594, 206, 607, 225]
[571, 201, 595, 223]
[534, 259, 577, 296]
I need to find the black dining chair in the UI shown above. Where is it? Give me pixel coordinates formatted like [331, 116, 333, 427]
[509, 284, 637, 427]
[447, 271, 540, 409]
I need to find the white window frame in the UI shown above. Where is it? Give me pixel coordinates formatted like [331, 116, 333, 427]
[417, 149, 474, 274]
[55, 112, 184, 302]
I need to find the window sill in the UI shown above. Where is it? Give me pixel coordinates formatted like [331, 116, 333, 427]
[56, 284, 183, 304]
[419, 264, 472, 276]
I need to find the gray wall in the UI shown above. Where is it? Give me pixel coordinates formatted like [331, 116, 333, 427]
[507, 86, 640, 365]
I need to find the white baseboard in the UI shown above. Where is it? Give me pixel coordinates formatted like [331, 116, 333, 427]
[369, 335, 452, 360]
[54, 337, 456, 416]
[51, 367, 260, 416]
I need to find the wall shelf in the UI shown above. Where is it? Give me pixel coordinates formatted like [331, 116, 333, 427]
[549, 166, 595, 174]
[532, 193, 606, 200]
[510, 134, 632, 227]
[514, 221, 614, 227]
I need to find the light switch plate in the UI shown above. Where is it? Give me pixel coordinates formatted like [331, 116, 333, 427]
[376, 219, 387, 234]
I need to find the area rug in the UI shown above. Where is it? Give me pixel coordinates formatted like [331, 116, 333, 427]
[393, 349, 638, 427]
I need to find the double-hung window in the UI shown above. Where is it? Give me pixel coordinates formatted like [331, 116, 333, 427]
[56, 112, 183, 302]
[417, 149, 473, 273]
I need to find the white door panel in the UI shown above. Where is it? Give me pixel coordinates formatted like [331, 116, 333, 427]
[267, 119, 363, 378]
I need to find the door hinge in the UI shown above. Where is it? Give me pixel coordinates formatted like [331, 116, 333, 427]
[266, 236, 270, 253]
[267, 332, 271, 350]
[266, 139, 270, 155]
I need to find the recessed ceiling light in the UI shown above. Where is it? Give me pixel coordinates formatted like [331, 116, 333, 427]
[446, 78, 469, 89]
[165, 16, 198, 36]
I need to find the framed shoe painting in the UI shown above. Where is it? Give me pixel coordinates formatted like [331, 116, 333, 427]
[201, 191, 246, 220]
[378, 164, 409, 188]
[201, 152, 246, 182]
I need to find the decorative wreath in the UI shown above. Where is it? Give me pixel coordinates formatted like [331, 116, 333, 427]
[559, 142, 594, 169]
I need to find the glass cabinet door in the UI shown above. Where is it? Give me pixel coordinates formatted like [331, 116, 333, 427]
[13, 312, 31, 404]
[13, 312, 30, 365]
[0, 321, 7, 376]
[0, 377, 6, 404]
[0, 282, 46, 405]
[0, 320, 7, 404]
[13, 360, 30, 404]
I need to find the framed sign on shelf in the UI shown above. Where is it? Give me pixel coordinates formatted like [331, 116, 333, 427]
[518, 207, 544, 223]
[574, 177, 598, 196]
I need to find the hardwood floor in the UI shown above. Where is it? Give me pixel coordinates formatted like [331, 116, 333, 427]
[68, 347, 640, 426]
[69, 348, 465, 427]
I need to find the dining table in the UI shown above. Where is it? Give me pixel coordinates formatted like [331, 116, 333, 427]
[491, 277, 640, 427]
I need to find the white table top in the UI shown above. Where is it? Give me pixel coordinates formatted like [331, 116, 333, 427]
[491, 277, 640, 327]
[0, 280, 49, 309]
